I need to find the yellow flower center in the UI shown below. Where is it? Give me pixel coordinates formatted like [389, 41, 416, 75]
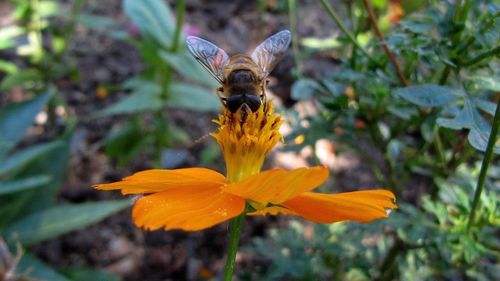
[211, 101, 283, 183]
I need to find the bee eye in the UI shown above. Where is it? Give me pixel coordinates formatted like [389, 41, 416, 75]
[265, 78, 270, 86]
[217, 87, 224, 92]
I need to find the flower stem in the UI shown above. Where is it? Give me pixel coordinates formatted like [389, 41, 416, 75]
[288, 0, 303, 77]
[223, 214, 245, 281]
[319, 0, 378, 65]
[467, 99, 500, 231]
[171, 0, 185, 53]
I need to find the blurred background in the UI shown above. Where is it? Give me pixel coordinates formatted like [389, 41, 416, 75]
[0, 0, 498, 280]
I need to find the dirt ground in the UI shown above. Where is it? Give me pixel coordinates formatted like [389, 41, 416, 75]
[2, 0, 419, 280]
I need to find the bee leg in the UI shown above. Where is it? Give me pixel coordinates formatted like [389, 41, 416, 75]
[239, 104, 250, 124]
[261, 81, 268, 112]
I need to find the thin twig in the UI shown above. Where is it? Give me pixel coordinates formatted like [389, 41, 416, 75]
[362, 0, 408, 87]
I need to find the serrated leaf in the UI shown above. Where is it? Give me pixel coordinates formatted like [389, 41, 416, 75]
[5, 200, 130, 246]
[17, 252, 71, 281]
[0, 92, 50, 158]
[394, 84, 461, 107]
[168, 83, 220, 111]
[473, 98, 497, 115]
[0, 175, 51, 195]
[437, 98, 499, 153]
[468, 128, 500, 154]
[124, 0, 175, 46]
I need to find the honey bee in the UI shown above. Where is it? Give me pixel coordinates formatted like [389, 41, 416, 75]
[186, 30, 291, 113]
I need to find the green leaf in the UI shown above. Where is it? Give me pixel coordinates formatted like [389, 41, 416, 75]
[473, 98, 497, 115]
[93, 83, 163, 117]
[78, 13, 114, 30]
[104, 119, 152, 166]
[291, 78, 323, 100]
[387, 139, 404, 167]
[5, 200, 130, 246]
[160, 50, 218, 88]
[470, 75, 500, 92]
[0, 26, 23, 50]
[0, 92, 50, 158]
[0, 69, 42, 91]
[168, 83, 220, 112]
[0, 175, 51, 195]
[0, 141, 62, 177]
[124, 0, 175, 46]
[62, 268, 121, 281]
[394, 84, 461, 107]
[437, 98, 500, 153]
[17, 252, 71, 281]
[0, 128, 74, 224]
[387, 105, 419, 120]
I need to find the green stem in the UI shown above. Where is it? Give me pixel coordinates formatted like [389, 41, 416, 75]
[434, 129, 447, 168]
[467, 99, 500, 230]
[63, 0, 85, 52]
[223, 214, 245, 281]
[30, 0, 44, 63]
[152, 0, 186, 163]
[461, 45, 500, 66]
[438, 65, 451, 85]
[458, 0, 473, 23]
[171, 0, 185, 53]
[319, 0, 379, 65]
[288, 0, 303, 77]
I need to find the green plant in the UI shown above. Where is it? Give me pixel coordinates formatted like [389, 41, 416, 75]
[249, 0, 499, 279]
[247, 163, 498, 281]
[94, 0, 220, 166]
[0, 93, 128, 281]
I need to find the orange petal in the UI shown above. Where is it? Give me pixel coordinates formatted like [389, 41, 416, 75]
[94, 168, 225, 194]
[247, 206, 298, 216]
[282, 190, 397, 223]
[132, 186, 245, 231]
[223, 166, 329, 204]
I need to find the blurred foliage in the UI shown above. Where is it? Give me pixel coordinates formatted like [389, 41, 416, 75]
[0, 93, 127, 280]
[94, 0, 220, 166]
[246, 164, 499, 281]
[1, 0, 499, 280]
[0, 1, 129, 280]
[246, 0, 499, 280]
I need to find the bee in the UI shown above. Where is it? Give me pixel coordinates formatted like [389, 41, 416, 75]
[186, 30, 291, 113]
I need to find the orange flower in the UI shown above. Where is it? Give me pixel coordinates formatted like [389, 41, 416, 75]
[94, 101, 396, 231]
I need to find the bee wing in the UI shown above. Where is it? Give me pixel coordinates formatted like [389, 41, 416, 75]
[251, 30, 291, 80]
[186, 36, 229, 83]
